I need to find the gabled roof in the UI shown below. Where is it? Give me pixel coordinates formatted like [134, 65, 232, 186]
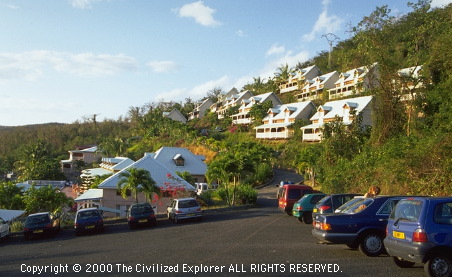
[264, 101, 315, 121]
[70, 146, 98, 154]
[310, 96, 373, 121]
[98, 153, 196, 191]
[153, 147, 207, 176]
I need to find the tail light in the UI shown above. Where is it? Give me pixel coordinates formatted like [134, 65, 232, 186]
[23, 227, 30, 231]
[313, 221, 331, 231]
[197, 208, 202, 212]
[149, 214, 156, 218]
[279, 200, 287, 207]
[128, 217, 135, 221]
[45, 224, 52, 228]
[412, 229, 428, 242]
[319, 205, 331, 211]
[176, 210, 183, 214]
[97, 219, 103, 223]
[297, 206, 303, 211]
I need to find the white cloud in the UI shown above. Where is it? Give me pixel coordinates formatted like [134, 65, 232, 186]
[71, 0, 101, 9]
[266, 43, 285, 56]
[236, 30, 245, 37]
[147, 60, 180, 73]
[259, 50, 310, 81]
[1, 3, 19, 9]
[0, 51, 138, 80]
[430, 0, 452, 8]
[302, 0, 343, 42]
[174, 1, 221, 27]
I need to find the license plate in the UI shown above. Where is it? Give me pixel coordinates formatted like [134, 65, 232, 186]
[313, 208, 318, 212]
[138, 219, 147, 223]
[393, 231, 405, 239]
[187, 213, 195, 216]
[86, 225, 95, 229]
[33, 230, 43, 233]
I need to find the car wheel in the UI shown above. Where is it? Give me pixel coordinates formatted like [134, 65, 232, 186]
[393, 257, 415, 268]
[424, 254, 452, 277]
[358, 233, 384, 257]
[302, 212, 313, 224]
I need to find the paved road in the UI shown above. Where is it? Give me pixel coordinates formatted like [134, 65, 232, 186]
[0, 170, 425, 277]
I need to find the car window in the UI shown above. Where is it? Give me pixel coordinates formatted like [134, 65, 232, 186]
[378, 199, 400, 215]
[434, 202, 452, 225]
[342, 198, 373, 214]
[179, 200, 199, 208]
[390, 199, 423, 221]
[26, 214, 50, 224]
[311, 195, 325, 204]
[288, 189, 302, 200]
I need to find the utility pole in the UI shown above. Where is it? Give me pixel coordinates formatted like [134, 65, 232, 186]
[322, 33, 340, 70]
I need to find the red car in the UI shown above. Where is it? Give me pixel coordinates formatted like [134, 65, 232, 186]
[277, 184, 314, 215]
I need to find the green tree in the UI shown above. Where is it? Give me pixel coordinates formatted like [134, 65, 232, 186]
[117, 168, 156, 203]
[0, 181, 25, 210]
[23, 185, 74, 213]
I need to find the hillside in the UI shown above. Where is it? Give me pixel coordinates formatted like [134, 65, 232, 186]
[1, 2, 451, 196]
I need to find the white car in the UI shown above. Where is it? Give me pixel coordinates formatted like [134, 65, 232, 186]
[167, 198, 202, 223]
[0, 217, 10, 240]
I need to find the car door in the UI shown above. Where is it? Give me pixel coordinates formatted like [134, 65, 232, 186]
[167, 200, 177, 218]
[0, 217, 8, 237]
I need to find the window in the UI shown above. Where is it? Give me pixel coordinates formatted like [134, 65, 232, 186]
[434, 202, 452, 225]
[173, 154, 185, 166]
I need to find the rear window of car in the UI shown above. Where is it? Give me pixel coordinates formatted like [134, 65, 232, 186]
[132, 205, 153, 214]
[311, 194, 326, 204]
[390, 200, 423, 221]
[179, 200, 200, 208]
[78, 210, 100, 219]
[342, 198, 373, 214]
[26, 214, 50, 224]
[434, 202, 452, 225]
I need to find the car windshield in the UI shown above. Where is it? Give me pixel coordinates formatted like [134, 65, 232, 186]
[341, 198, 373, 214]
[26, 214, 50, 224]
[179, 200, 199, 208]
[390, 199, 423, 221]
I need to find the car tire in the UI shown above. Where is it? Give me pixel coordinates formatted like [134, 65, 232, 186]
[302, 212, 313, 224]
[424, 253, 452, 277]
[393, 257, 415, 268]
[358, 233, 384, 257]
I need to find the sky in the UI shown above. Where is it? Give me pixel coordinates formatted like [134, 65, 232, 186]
[1, 0, 451, 126]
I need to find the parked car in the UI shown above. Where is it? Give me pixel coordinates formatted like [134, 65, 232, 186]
[277, 184, 315, 215]
[23, 212, 61, 240]
[0, 217, 10, 241]
[292, 193, 327, 224]
[74, 208, 104, 236]
[167, 198, 202, 223]
[312, 193, 363, 218]
[127, 203, 157, 229]
[334, 195, 365, 213]
[312, 196, 406, 257]
[384, 197, 452, 277]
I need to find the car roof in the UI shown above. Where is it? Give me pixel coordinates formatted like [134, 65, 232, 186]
[174, 197, 197, 201]
[77, 207, 99, 212]
[28, 212, 50, 216]
[283, 184, 313, 189]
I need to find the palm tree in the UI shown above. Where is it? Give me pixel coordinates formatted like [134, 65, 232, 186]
[275, 63, 293, 88]
[117, 168, 156, 203]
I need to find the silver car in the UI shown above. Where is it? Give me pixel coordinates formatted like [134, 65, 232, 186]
[167, 198, 202, 223]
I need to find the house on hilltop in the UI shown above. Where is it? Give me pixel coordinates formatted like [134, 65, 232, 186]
[188, 98, 214, 120]
[60, 145, 102, 182]
[279, 65, 321, 94]
[162, 109, 187, 124]
[255, 101, 316, 139]
[296, 71, 340, 102]
[231, 92, 282, 125]
[328, 63, 379, 100]
[301, 95, 373, 142]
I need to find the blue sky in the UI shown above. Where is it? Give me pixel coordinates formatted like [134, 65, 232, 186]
[1, 0, 450, 126]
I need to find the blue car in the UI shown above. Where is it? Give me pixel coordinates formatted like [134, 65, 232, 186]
[312, 196, 406, 257]
[384, 197, 452, 277]
[74, 208, 104, 236]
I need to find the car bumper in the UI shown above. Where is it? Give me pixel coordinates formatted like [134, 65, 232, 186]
[129, 218, 157, 226]
[75, 223, 104, 232]
[312, 229, 358, 244]
[384, 237, 435, 264]
[176, 212, 202, 220]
